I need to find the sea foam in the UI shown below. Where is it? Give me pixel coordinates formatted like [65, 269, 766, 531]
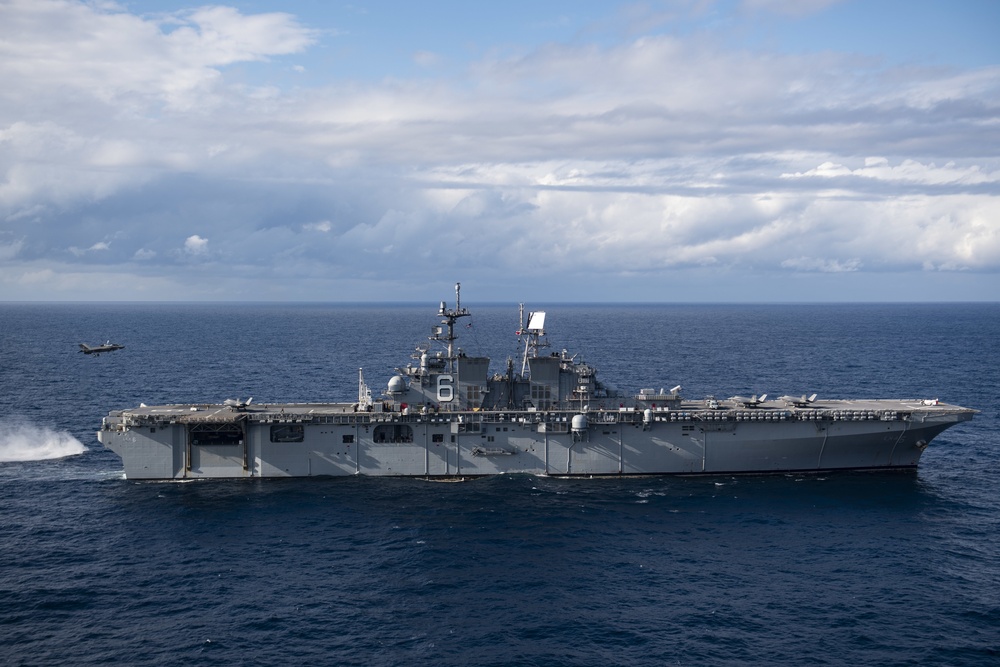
[0, 420, 87, 462]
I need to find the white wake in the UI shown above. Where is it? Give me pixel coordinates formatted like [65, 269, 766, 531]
[0, 420, 88, 462]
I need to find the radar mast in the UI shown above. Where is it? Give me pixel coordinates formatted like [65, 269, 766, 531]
[517, 303, 549, 378]
[430, 282, 470, 372]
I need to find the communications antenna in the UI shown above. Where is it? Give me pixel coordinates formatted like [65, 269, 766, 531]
[430, 282, 470, 372]
[517, 303, 549, 378]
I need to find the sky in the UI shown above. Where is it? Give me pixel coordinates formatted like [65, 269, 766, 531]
[1, 0, 998, 302]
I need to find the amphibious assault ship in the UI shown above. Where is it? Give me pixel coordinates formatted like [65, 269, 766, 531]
[98, 285, 976, 480]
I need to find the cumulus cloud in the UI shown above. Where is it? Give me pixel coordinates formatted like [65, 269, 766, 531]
[0, 0, 997, 301]
[0, 0, 316, 111]
[184, 235, 209, 255]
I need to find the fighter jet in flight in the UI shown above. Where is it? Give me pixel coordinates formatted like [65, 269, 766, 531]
[79, 341, 125, 356]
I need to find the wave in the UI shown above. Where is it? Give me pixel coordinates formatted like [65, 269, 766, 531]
[0, 420, 88, 462]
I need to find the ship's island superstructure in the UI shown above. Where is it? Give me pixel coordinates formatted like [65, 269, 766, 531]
[98, 285, 976, 480]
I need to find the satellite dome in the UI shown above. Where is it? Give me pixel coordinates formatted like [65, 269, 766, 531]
[387, 375, 407, 394]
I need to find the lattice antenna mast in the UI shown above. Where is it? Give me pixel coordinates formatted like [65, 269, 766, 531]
[517, 304, 549, 378]
[430, 282, 470, 372]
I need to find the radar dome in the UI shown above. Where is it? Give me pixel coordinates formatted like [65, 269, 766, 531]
[387, 376, 407, 394]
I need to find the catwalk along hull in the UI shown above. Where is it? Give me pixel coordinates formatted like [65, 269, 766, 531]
[97, 285, 976, 480]
[98, 401, 973, 480]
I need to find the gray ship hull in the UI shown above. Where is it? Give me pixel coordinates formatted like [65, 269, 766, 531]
[98, 400, 973, 480]
[96, 286, 976, 480]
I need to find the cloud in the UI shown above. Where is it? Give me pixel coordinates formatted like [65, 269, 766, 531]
[740, 0, 845, 17]
[184, 235, 209, 255]
[0, 0, 321, 219]
[781, 257, 862, 273]
[783, 157, 1000, 186]
[0, 239, 24, 261]
[0, 0, 317, 111]
[68, 241, 111, 256]
[413, 50, 443, 68]
[303, 221, 332, 233]
[0, 1, 997, 301]
[164, 5, 318, 67]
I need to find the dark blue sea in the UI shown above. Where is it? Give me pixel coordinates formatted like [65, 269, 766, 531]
[1, 302, 997, 666]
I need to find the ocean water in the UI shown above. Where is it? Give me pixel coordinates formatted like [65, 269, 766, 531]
[1, 302, 997, 666]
